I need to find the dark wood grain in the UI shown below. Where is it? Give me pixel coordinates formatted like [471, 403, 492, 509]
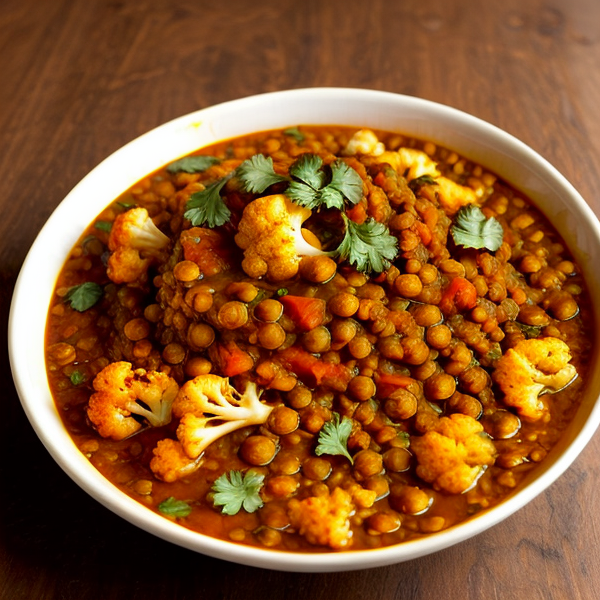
[2, 0, 600, 598]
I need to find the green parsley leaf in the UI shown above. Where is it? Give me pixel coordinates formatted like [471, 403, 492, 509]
[451, 205, 504, 252]
[94, 220, 112, 233]
[236, 154, 288, 194]
[315, 412, 354, 464]
[64, 282, 103, 312]
[158, 497, 192, 518]
[69, 371, 86, 386]
[335, 214, 399, 273]
[276, 288, 289, 297]
[166, 155, 220, 174]
[283, 126, 305, 142]
[408, 174, 438, 193]
[184, 179, 231, 227]
[212, 470, 265, 515]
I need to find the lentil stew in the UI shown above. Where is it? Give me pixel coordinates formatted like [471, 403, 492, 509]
[45, 125, 594, 552]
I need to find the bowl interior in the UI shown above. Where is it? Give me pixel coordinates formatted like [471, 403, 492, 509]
[9, 88, 600, 572]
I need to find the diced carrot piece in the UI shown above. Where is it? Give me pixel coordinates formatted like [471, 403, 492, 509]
[439, 276, 478, 314]
[211, 341, 254, 377]
[279, 295, 326, 332]
[345, 202, 367, 225]
[414, 220, 432, 246]
[374, 372, 416, 398]
[279, 346, 351, 390]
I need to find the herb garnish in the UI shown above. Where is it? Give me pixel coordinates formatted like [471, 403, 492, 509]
[287, 155, 363, 210]
[283, 126, 305, 142]
[158, 497, 192, 518]
[315, 412, 354, 464]
[64, 282, 103, 312]
[69, 370, 86, 386]
[451, 205, 504, 251]
[166, 155, 220, 174]
[409, 174, 438, 193]
[236, 154, 288, 194]
[94, 220, 113, 233]
[336, 214, 398, 273]
[516, 322, 542, 339]
[184, 178, 232, 228]
[211, 470, 265, 515]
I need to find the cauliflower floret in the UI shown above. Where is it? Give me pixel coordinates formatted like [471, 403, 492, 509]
[345, 135, 478, 215]
[150, 374, 273, 481]
[106, 207, 170, 283]
[343, 129, 385, 156]
[107, 247, 151, 284]
[493, 337, 577, 421]
[87, 361, 179, 440]
[411, 413, 497, 494]
[234, 194, 326, 282]
[150, 438, 201, 483]
[287, 487, 355, 549]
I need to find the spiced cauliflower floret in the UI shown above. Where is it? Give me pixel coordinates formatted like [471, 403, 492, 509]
[492, 337, 577, 421]
[87, 361, 178, 440]
[288, 487, 355, 549]
[344, 129, 478, 214]
[411, 413, 497, 494]
[234, 194, 326, 282]
[150, 374, 273, 481]
[107, 207, 170, 284]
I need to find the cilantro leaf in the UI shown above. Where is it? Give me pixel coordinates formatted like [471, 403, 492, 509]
[158, 497, 192, 518]
[236, 154, 288, 194]
[211, 470, 265, 515]
[166, 155, 220, 174]
[451, 205, 504, 251]
[116, 201, 136, 210]
[283, 126, 305, 142]
[64, 282, 103, 312]
[184, 179, 231, 227]
[287, 154, 363, 210]
[69, 370, 86, 386]
[315, 412, 354, 464]
[516, 322, 542, 339]
[286, 180, 322, 208]
[290, 153, 326, 190]
[336, 214, 398, 273]
[94, 220, 112, 233]
[408, 174, 438, 194]
[327, 160, 363, 205]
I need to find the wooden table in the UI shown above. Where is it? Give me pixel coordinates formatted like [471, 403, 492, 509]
[2, 0, 600, 598]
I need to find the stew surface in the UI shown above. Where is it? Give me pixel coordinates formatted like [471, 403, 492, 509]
[45, 126, 593, 552]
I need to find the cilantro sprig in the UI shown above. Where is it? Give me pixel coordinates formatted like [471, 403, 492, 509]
[64, 282, 103, 312]
[211, 470, 265, 515]
[184, 178, 232, 228]
[451, 205, 504, 252]
[287, 155, 363, 210]
[336, 214, 398, 273]
[315, 413, 354, 464]
[158, 497, 192, 518]
[236, 154, 288, 193]
[167, 155, 220, 174]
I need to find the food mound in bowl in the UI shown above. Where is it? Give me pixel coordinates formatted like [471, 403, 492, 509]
[45, 125, 593, 552]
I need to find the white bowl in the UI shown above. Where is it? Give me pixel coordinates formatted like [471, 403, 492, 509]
[9, 88, 600, 572]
